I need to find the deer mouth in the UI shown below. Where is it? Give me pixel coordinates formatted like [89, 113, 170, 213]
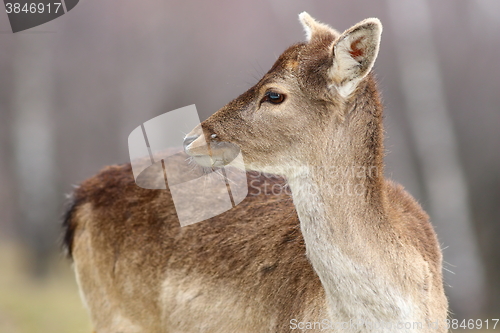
[184, 135, 240, 168]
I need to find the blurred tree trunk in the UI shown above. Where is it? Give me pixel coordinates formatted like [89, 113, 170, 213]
[0, 40, 15, 241]
[12, 34, 58, 277]
[385, 0, 486, 319]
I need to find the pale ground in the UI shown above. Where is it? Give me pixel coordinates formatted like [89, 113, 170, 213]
[0, 242, 497, 333]
[0, 242, 91, 333]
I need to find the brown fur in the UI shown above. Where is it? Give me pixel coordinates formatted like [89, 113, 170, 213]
[67, 164, 329, 331]
[65, 14, 448, 332]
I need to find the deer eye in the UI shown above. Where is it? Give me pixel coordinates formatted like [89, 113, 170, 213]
[261, 91, 285, 105]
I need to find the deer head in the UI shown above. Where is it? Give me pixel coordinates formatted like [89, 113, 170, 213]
[184, 13, 382, 178]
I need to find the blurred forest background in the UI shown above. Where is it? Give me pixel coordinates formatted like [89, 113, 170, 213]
[0, 0, 499, 331]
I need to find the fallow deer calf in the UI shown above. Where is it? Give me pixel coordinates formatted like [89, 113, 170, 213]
[64, 13, 448, 332]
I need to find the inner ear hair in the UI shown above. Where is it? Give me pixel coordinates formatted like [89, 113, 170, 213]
[330, 18, 382, 98]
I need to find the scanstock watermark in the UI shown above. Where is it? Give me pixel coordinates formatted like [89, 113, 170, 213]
[290, 318, 499, 331]
[128, 105, 248, 227]
[290, 318, 448, 331]
[127, 105, 380, 227]
[2, 0, 80, 32]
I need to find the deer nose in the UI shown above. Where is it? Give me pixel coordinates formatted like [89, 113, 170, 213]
[183, 135, 199, 151]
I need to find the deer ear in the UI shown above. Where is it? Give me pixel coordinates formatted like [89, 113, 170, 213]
[329, 18, 382, 98]
[299, 12, 339, 42]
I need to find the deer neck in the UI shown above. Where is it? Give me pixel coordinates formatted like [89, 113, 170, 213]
[285, 83, 412, 322]
[286, 104, 386, 270]
[288, 81, 386, 234]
